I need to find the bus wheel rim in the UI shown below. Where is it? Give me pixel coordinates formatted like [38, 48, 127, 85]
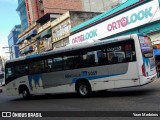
[22, 90, 27, 97]
[79, 85, 88, 96]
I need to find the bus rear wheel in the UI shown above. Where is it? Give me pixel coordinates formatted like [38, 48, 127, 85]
[19, 86, 30, 99]
[76, 81, 91, 97]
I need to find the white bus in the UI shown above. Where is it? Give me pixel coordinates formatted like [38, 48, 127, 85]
[4, 34, 157, 99]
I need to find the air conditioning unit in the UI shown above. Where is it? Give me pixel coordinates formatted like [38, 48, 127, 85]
[40, 6, 44, 11]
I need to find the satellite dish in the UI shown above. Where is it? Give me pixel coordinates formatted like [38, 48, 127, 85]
[24, 40, 28, 44]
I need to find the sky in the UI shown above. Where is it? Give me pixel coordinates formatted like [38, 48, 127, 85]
[0, 0, 20, 58]
[122, 0, 127, 2]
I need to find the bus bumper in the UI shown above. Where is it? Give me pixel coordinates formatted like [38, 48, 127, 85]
[140, 74, 157, 85]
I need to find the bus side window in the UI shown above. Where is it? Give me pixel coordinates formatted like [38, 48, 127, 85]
[29, 61, 44, 74]
[44, 59, 52, 72]
[107, 50, 126, 64]
[63, 56, 73, 70]
[97, 50, 107, 65]
[52, 57, 63, 71]
[83, 51, 96, 67]
[16, 65, 28, 77]
[111, 56, 118, 63]
[107, 52, 114, 64]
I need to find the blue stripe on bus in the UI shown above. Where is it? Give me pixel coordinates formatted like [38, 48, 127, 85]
[72, 73, 126, 83]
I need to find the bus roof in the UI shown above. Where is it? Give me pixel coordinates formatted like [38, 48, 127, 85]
[5, 34, 141, 64]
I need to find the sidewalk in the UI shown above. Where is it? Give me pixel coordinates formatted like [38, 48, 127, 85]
[149, 77, 160, 86]
[155, 77, 160, 82]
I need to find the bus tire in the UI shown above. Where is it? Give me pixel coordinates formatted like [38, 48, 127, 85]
[19, 86, 30, 99]
[76, 81, 91, 97]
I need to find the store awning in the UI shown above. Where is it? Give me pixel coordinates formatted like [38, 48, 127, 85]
[20, 50, 24, 55]
[26, 29, 37, 40]
[16, 36, 26, 44]
[20, 46, 33, 54]
[37, 29, 51, 39]
[154, 49, 160, 56]
[26, 46, 33, 52]
[17, 30, 37, 44]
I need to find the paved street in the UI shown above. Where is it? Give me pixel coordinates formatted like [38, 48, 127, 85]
[0, 79, 160, 120]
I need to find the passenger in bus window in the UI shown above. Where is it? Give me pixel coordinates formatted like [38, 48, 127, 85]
[108, 56, 112, 64]
[108, 53, 114, 64]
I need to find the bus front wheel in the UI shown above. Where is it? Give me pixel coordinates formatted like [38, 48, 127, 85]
[19, 86, 30, 99]
[76, 81, 91, 97]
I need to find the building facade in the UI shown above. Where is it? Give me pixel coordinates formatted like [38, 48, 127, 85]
[20, 0, 121, 28]
[17, 11, 100, 56]
[25, 0, 44, 26]
[17, 0, 122, 57]
[25, 0, 82, 26]
[17, 0, 28, 30]
[69, 0, 160, 46]
[17, 22, 39, 56]
[8, 25, 21, 59]
[81, 0, 121, 12]
[17, 13, 62, 56]
[51, 11, 101, 49]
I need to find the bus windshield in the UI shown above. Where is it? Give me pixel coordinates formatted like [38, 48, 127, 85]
[139, 36, 153, 58]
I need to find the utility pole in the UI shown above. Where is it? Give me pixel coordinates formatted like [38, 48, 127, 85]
[2, 46, 13, 60]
